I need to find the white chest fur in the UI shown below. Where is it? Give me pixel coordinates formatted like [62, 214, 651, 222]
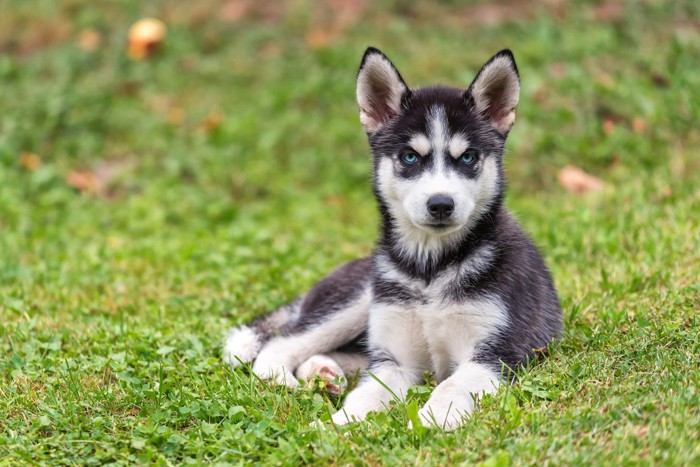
[416, 295, 507, 380]
[369, 266, 508, 382]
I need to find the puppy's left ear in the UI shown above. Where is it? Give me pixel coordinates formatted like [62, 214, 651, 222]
[356, 47, 410, 135]
[466, 50, 520, 135]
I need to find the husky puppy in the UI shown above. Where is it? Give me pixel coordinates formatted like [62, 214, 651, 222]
[224, 48, 562, 430]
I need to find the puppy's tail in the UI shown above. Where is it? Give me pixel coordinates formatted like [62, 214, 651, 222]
[222, 297, 303, 368]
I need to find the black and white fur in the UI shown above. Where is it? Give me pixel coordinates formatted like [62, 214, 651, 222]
[223, 48, 562, 430]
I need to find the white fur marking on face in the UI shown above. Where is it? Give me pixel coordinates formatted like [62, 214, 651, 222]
[471, 155, 499, 219]
[376, 157, 474, 266]
[409, 134, 431, 156]
[374, 130, 500, 269]
[428, 106, 449, 160]
[376, 156, 464, 262]
[426, 106, 454, 178]
[448, 134, 469, 158]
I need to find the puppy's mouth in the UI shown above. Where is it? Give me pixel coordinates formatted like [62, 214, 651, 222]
[418, 222, 463, 235]
[426, 223, 452, 230]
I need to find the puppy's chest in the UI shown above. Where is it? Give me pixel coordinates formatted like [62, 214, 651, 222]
[399, 275, 506, 376]
[416, 287, 492, 350]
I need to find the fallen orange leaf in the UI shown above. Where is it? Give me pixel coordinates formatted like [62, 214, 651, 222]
[77, 28, 101, 51]
[167, 107, 185, 125]
[20, 152, 42, 171]
[632, 117, 648, 134]
[602, 118, 617, 135]
[595, 71, 615, 88]
[558, 165, 604, 194]
[200, 111, 223, 132]
[66, 171, 103, 195]
[127, 18, 167, 60]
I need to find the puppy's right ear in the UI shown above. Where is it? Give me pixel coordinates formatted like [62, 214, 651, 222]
[356, 47, 410, 135]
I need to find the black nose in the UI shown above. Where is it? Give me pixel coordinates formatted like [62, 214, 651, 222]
[427, 195, 455, 220]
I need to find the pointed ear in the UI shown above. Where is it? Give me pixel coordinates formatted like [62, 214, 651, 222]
[466, 50, 520, 135]
[356, 47, 410, 135]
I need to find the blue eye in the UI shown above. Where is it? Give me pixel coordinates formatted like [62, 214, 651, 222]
[401, 153, 419, 165]
[459, 150, 479, 165]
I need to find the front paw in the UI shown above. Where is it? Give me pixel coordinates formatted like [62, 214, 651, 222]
[330, 402, 375, 425]
[415, 398, 473, 431]
[331, 410, 353, 426]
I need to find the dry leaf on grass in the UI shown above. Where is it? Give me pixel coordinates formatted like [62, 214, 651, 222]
[558, 165, 604, 193]
[127, 18, 166, 60]
[632, 117, 648, 134]
[66, 171, 103, 195]
[77, 28, 101, 51]
[602, 117, 617, 135]
[66, 159, 134, 196]
[200, 111, 223, 132]
[20, 152, 42, 170]
[167, 107, 185, 125]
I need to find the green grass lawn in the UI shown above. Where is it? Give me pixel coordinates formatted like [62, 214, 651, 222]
[1, 0, 699, 464]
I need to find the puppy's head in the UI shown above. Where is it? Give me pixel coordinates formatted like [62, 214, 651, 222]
[357, 48, 520, 242]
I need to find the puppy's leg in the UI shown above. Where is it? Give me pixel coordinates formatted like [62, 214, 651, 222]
[296, 351, 370, 395]
[331, 360, 419, 424]
[252, 287, 371, 387]
[416, 360, 500, 431]
[223, 298, 302, 368]
[331, 304, 426, 424]
[296, 354, 345, 395]
[326, 351, 370, 375]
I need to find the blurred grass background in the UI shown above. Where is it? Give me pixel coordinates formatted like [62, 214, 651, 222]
[1, 0, 699, 464]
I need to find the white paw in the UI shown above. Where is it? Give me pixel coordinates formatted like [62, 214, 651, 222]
[310, 418, 352, 437]
[222, 326, 260, 368]
[331, 396, 386, 425]
[415, 393, 474, 431]
[331, 409, 354, 425]
[296, 355, 347, 396]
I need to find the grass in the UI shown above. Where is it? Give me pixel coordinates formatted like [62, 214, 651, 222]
[1, 0, 699, 464]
